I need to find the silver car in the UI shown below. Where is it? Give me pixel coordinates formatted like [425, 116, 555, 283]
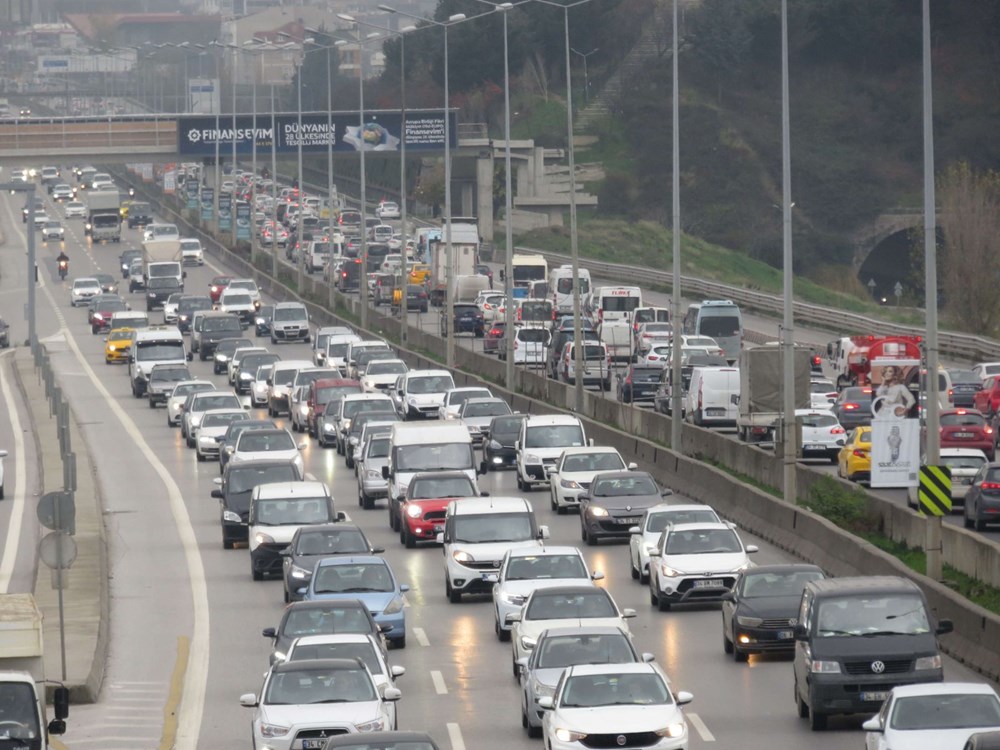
[195, 409, 250, 462]
[250, 364, 273, 408]
[165, 381, 215, 427]
[458, 397, 513, 446]
[181, 391, 244, 446]
[627, 503, 723, 584]
[356, 431, 391, 509]
[162, 293, 185, 325]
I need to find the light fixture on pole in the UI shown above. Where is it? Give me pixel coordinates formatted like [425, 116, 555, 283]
[570, 46, 598, 107]
[209, 40, 224, 226]
[279, 31, 314, 293]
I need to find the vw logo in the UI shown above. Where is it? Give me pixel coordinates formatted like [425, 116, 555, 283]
[788, 618, 798, 626]
[616, 735, 627, 747]
[187, 128, 202, 143]
[871, 660, 886, 674]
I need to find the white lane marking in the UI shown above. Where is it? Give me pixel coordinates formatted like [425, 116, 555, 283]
[688, 712, 715, 741]
[0, 352, 27, 594]
[413, 627, 430, 647]
[430, 670, 448, 695]
[446, 723, 466, 750]
[2, 202, 210, 750]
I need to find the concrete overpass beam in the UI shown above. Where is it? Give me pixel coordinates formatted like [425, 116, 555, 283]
[476, 153, 494, 243]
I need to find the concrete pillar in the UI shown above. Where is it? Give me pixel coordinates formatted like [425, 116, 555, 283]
[461, 181, 474, 219]
[476, 153, 494, 243]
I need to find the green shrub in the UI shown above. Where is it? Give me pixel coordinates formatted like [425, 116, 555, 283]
[800, 475, 877, 534]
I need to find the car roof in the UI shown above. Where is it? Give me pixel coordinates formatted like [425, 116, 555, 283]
[322, 733, 439, 748]
[290, 633, 378, 647]
[524, 414, 583, 426]
[559, 446, 620, 457]
[740, 563, 824, 576]
[529, 584, 604, 598]
[890, 682, 999, 698]
[407, 369, 452, 378]
[271, 657, 368, 674]
[508, 546, 581, 558]
[448, 496, 530, 515]
[666, 522, 733, 533]
[646, 503, 716, 514]
[253, 481, 327, 499]
[805, 575, 920, 597]
[315, 555, 387, 569]
[567, 662, 655, 677]
[538, 625, 629, 639]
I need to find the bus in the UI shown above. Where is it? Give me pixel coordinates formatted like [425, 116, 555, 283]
[682, 300, 743, 362]
[549, 264, 592, 313]
[508, 254, 548, 299]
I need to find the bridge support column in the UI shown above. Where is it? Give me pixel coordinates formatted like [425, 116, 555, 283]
[476, 153, 494, 243]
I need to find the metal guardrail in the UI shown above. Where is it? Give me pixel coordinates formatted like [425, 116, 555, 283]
[521, 247, 1000, 363]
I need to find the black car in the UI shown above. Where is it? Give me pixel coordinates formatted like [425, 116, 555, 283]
[217, 419, 279, 474]
[234, 353, 279, 394]
[395, 284, 429, 313]
[548, 320, 600, 379]
[721, 564, 826, 661]
[147, 364, 193, 406]
[831, 386, 873, 429]
[579, 471, 672, 545]
[93, 273, 118, 295]
[617, 365, 663, 404]
[280, 524, 383, 602]
[949, 368, 981, 409]
[127, 201, 153, 228]
[176, 295, 213, 333]
[262, 599, 383, 665]
[199, 313, 244, 360]
[322, 733, 442, 750]
[0, 318, 9, 348]
[145, 277, 183, 311]
[483, 414, 527, 470]
[211, 337, 253, 375]
[211, 458, 301, 548]
[254, 304, 274, 337]
[440, 303, 485, 337]
[119, 249, 143, 279]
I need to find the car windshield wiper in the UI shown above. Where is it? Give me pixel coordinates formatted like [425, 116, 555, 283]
[861, 629, 921, 637]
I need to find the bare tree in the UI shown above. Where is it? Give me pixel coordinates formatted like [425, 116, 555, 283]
[939, 162, 1000, 335]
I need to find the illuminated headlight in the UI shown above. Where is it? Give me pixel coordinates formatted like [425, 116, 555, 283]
[198, 435, 216, 446]
[255, 317, 264, 325]
[452, 550, 474, 564]
[588, 506, 609, 517]
[222, 510, 241, 523]
[239, 372, 253, 381]
[190, 415, 203, 428]
[656, 724, 686, 739]
[736, 615, 763, 627]
[215, 353, 228, 362]
[915, 655, 941, 670]
[530, 677, 555, 699]
[107, 345, 116, 352]
[341, 418, 352, 432]
[554, 728, 587, 743]
[365, 469, 382, 481]
[254, 532, 274, 546]
[179, 315, 189, 322]
[524, 454, 541, 464]
[354, 718, 386, 733]
[85, 222, 91, 230]
[259, 721, 290, 738]
[383, 596, 404, 615]
[323, 421, 336, 433]
[560, 478, 581, 489]
[809, 660, 841, 674]
[93, 313, 103, 320]
[403, 504, 423, 519]
[660, 564, 684, 577]
[290, 566, 311, 580]
[499, 591, 526, 606]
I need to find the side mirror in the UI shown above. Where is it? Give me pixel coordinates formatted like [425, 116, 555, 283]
[238, 693, 258, 708]
[627, 462, 637, 470]
[261, 627, 276, 639]
[937, 619, 954, 635]
[537, 525, 550, 540]
[544, 465, 556, 476]
[336, 511, 348, 522]
[622, 608, 637, 619]
[746, 545, 759, 554]
[390, 665, 406, 678]
[719, 591, 735, 602]
[435, 532, 444, 544]
[482, 573, 499, 584]
[641, 653, 655, 663]
[661, 489, 673, 497]
[793, 624, 807, 641]
[279, 548, 291, 557]
[381, 466, 390, 479]
[210, 489, 223, 499]
[52, 686, 69, 722]
[399, 584, 410, 593]
[862, 718, 882, 733]
[382, 686, 402, 702]
[628, 526, 641, 535]
[591, 570, 604, 581]
[298, 442, 308, 450]
[505, 612, 521, 625]
[537, 696, 553, 710]
[675, 690, 694, 706]
[648, 550, 661, 558]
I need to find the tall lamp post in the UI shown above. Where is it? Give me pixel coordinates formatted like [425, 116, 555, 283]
[779, 0, 796, 505]
[535, 0, 598, 413]
[570, 46, 598, 107]
[669, 0, 683, 450]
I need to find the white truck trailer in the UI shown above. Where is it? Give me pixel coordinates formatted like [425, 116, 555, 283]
[141, 239, 184, 287]
[736, 343, 812, 444]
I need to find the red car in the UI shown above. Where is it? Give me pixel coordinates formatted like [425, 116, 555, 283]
[939, 409, 995, 461]
[398, 471, 482, 548]
[307, 379, 362, 438]
[974, 377, 1000, 417]
[483, 322, 506, 354]
[208, 276, 233, 303]
[88, 295, 128, 334]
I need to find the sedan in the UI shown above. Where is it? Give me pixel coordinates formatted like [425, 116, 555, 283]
[483, 322, 506, 354]
[181, 391, 245, 445]
[70, 278, 102, 306]
[720, 564, 826, 661]
[964, 462, 1000, 531]
[165, 381, 215, 427]
[281, 524, 381, 602]
[375, 201, 400, 220]
[64, 201, 86, 219]
[837, 426, 872, 482]
[832, 386, 874, 429]
[796, 409, 846, 463]
[539, 663, 692, 750]
[628, 503, 723, 584]
[52, 184, 74, 201]
[579, 471, 672, 545]
[262, 600, 384, 666]
[548, 447, 634, 513]
[194, 409, 250, 462]
[617, 365, 663, 404]
[227, 428, 306, 476]
[440, 303, 485, 337]
[103, 327, 135, 364]
[303, 556, 410, 648]
[458, 397, 512, 446]
[240, 658, 401, 746]
[863, 682, 1000, 750]
[41, 220, 64, 242]
[483, 414, 527, 470]
[950, 368, 983, 409]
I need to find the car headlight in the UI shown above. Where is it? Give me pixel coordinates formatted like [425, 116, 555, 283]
[215, 354, 227, 362]
[365, 469, 382, 481]
[554, 728, 587, 743]
[107, 345, 116, 352]
[254, 532, 274, 545]
[524, 454, 541, 464]
[259, 721, 290, 738]
[354, 718, 386, 733]
[407, 396, 419, 406]
[323, 421, 335, 433]
[660, 564, 683, 577]
[222, 510, 241, 523]
[298, 404, 309, 416]
[179, 315, 189, 322]
[198, 435, 216, 445]
[500, 591, 526, 606]
[560, 478, 581, 489]
[531, 677, 555, 699]
[93, 313, 103, 320]
[588, 506, 609, 517]
[406, 505, 423, 518]
[290, 565, 311, 580]
[383, 596, 404, 615]
[452, 550, 473, 564]
[809, 660, 841, 674]
[239, 372, 253, 381]
[915, 655, 941, 670]
[736, 615, 763, 627]
[255, 317, 265, 325]
[341, 419, 352, 432]
[656, 723, 686, 739]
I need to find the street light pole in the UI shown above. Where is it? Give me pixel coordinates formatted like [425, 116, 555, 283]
[780, 0, 796, 505]
[270, 81, 278, 278]
[570, 46, 598, 107]
[669, 0, 683, 450]
[231, 46, 238, 247]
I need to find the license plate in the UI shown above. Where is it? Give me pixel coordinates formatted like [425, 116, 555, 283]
[434, 524, 443, 532]
[777, 630, 794, 640]
[303, 741, 326, 749]
[706, 408, 725, 416]
[693, 579, 724, 588]
[861, 691, 890, 703]
[618, 517, 642, 524]
[804, 444, 825, 451]
[953, 432, 974, 438]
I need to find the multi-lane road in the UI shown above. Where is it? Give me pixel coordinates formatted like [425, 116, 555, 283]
[0, 176, 986, 750]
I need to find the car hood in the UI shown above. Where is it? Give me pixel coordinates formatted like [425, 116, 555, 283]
[196, 425, 230, 439]
[560, 469, 614, 483]
[235, 448, 299, 463]
[498, 578, 591, 600]
[663, 551, 749, 574]
[454, 540, 542, 564]
[555, 704, 683, 734]
[463, 416, 495, 430]
[260, 700, 382, 730]
[407, 392, 446, 406]
[307, 591, 396, 613]
[736, 596, 801, 621]
[521, 617, 626, 641]
[587, 496, 662, 514]
[881, 727, 1000, 750]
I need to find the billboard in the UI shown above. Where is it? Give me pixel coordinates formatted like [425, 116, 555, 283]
[870, 358, 921, 489]
[177, 110, 457, 156]
[189, 79, 220, 115]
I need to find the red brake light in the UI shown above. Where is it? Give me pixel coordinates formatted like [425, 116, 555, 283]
[844, 403, 859, 410]
[830, 426, 845, 434]
[982, 482, 1000, 490]
[853, 449, 867, 458]
[956, 409, 967, 415]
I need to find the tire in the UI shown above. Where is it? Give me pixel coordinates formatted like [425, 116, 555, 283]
[975, 515, 987, 532]
[186, 436, 195, 449]
[222, 534, 234, 551]
[283, 587, 290, 603]
[196, 452, 205, 462]
[389, 506, 399, 532]
[964, 512, 974, 529]
[447, 580, 461, 604]
[252, 566, 263, 582]
[581, 523, 589, 544]
[630, 557, 640, 580]
[809, 706, 827, 731]
[795, 681, 809, 718]
[657, 596, 671, 612]
[723, 627, 734, 654]
[732, 629, 748, 662]
[497, 617, 511, 642]
[148, 398, 156, 409]
[404, 526, 416, 549]
[512, 656, 520, 679]
[516, 473, 524, 491]
[394, 635, 406, 649]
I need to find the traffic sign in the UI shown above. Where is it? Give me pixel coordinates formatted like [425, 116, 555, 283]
[918, 465, 952, 516]
[37, 491, 75, 535]
[38, 532, 77, 570]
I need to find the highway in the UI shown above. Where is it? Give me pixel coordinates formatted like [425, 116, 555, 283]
[0, 174, 987, 749]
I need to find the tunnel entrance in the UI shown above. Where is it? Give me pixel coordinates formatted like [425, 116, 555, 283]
[858, 227, 942, 303]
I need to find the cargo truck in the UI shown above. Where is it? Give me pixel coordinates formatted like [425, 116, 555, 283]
[141, 239, 184, 288]
[736, 343, 812, 443]
[84, 190, 121, 242]
[0, 593, 70, 749]
[426, 219, 479, 307]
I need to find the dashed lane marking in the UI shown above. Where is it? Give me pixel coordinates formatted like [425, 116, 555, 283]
[688, 712, 716, 741]
[430, 670, 448, 695]
[447, 723, 466, 750]
[413, 627, 430, 647]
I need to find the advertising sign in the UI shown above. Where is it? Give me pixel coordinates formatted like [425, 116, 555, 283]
[200, 187, 214, 222]
[177, 110, 457, 156]
[236, 202, 251, 240]
[218, 193, 232, 232]
[185, 177, 200, 209]
[870, 357, 921, 489]
[163, 170, 176, 195]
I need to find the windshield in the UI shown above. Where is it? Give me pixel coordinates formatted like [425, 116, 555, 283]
[601, 296, 640, 313]
[343, 399, 393, 419]
[148, 278, 179, 290]
[524, 425, 585, 449]
[941, 455, 987, 470]
[741, 570, 824, 598]
[324, 743, 436, 750]
[295, 529, 369, 556]
[797, 413, 839, 428]
[193, 395, 241, 412]
[816, 594, 930, 637]
[537, 633, 634, 669]
[396, 443, 473, 472]
[556, 277, 590, 294]
[526, 590, 615, 620]
[227, 464, 299, 496]
[0, 683, 41, 740]
[229, 281, 257, 292]
[366, 361, 406, 376]
[327, 342, 354, 358]
[150, 367, 188, 382]
[204, 317, 242, 333]
[949, 369, 979, 384]
[265, 667, 375, 705]
[274, 306, 307, 322]
[464, 401, 511, 418]
[255, 497, 331, 526]
[492, 416, 526, 437]
[222, 293, 252, 306]
[665, 528, 742, 555]
[889, 693, 1000, 730]
[295, 370, 339, 388]
[447, 389, 491, 407]
[316, 385, 359, 404]
[179, 298, 212, 313]
[453, 513, 533, 543]
[201, 412, 247, 428]
[238, 432, 295, 452]
[173, 383, 212, 398]
[646, 509, 718, 533]
[562, 673, 670, 708]
[507, 554, 587, 581]
[282, 606, 374, 638]
[367, 437, 390, 459]
[699, 315, 741, 338]
[562, 453, 625, 473]
[313, 562, 394, 594]
[410, 476, 477, 499]
[512, 265, 546, 283]
[409, 375, 455, 394]
[136, 342, 185, 361]
[289, 641, 380, 674]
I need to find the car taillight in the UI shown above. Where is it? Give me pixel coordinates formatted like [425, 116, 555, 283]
[986, 427, 994, 435]
[830, 426, 845, 434]
[812, 355, 821, 366]
[843, 403, 859, 410]
[982, 482, 1000, 491]
[853, 449, 867, 458]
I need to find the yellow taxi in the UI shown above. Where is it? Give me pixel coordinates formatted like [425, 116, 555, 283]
[119, 200, 132, 220]
[837, 426, 872, 482]
[104, 327, 135, 365]
[407, 264, 431, 284]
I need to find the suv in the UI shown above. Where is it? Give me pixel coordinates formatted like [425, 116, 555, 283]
[270, 301, 311, 344]
[145, 276, 183, 311]
[196, 312, 243, 360]
[440, 303, 485, 337]
[515, 415, 588, 491]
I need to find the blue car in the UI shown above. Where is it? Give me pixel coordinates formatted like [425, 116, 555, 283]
[303, 555, 409, 648]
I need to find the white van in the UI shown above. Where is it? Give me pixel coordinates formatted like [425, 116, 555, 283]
[438, 496, 549, 603]
[549, 265, 592, 314]
[452, 274, 491, 303]
[128, 326, 187, 398]
[516, 415, 588, 490]
[594, 286, 642, 325]
[324, 334, 362, 371]
[685, 366, 740, 427]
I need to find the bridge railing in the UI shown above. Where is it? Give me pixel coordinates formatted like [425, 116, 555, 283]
[0, 115, 178, 154]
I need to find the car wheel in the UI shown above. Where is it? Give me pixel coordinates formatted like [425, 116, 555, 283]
[222, 534, 234, 551]
[809, 706, 827, 731]
[186, 436, 195, 449]
[964, 509, 974, 529]
[975, 513, 987, 532]
[251, 565, 263, 582]
[389, 506, 399, 532]
[657, 594, 671, 612]
[497, 617, 511, 642]
[394, 635, 406, 649]
[795, 680, 809, 718]
[516, 472, 524, 491]
[404, 527, 416, 549]
[732, 628, 748, 662]
[196, 452, 205, 462]
[447, 580, 461, 604]
[512, 655, 520, 679]
[649, 580, 659, 606]
[723, 625, 733, 654]
[630, 556, 640, 580]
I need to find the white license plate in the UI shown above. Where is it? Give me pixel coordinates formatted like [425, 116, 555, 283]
[706, 408, 725, 416]
[618, 517, 642, 524]
[953, 432, 974, 438]
[777, 630, 794, 640]
[693, 579, 724, 588]
[303, 741, 326, 749]
[804, 444, 825, 451]
[860, 691, 890, 703]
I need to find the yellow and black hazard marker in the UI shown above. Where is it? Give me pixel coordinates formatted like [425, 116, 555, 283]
[918, 465, 952, 516]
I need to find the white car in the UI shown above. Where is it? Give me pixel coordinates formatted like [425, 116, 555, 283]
[507, 585, 636, 677]
[52, 184, 74, 201]
[216, 290, 256, 326]
[70, 277, 102, 306]
[41, 221, 64, 241]
[250, 364, 274, 408]
[375, 201, 400, 220]
[359, 359, 408, 393]
[810, 378, 838, 409]
[182, 391, 244, 445]
[179, 238, 204, 266]
[539, 663, 693, 750]
[628, 504, 723, 584]
[476, 292, 508, 323]
[795, 409, 846, 463]
[165, 381, 215, 427]
[972, 362, 1000, 382]
[491, 547, 602, 641]
[239, 658, 401, 747]
[194, 409, 249, 462]
[227, 278, 262, 306]
[648, 522, 758, 610]
[863, 682, 1000, 750]
[548, 446, 634, 512]
[438, 386, 493, 420]
[64, 201, 86, 219]
[0, 448, 8, 499]
[634, 322, 673, 354]
[907, 448, 989, 509]
[143, 223, 180, 242]
[227, 428, 306, 476]
[32, 212, 50, 230]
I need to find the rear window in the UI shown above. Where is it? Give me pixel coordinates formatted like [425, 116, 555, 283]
[518, 328, 550, 343]
[941, 413, 986, 427]
[581, 345, 605, 359]
[797, 413, 838, 428]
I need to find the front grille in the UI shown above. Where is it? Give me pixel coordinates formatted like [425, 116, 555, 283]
[578, 481, 591, 490]
[844, 659, 912, 675]
[761, 617, 797, 629]
[462, 560, 499, 571]
[581, 732, 659, 748]
[295, 727, 350, 747]
[423, 510, 447, 521]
